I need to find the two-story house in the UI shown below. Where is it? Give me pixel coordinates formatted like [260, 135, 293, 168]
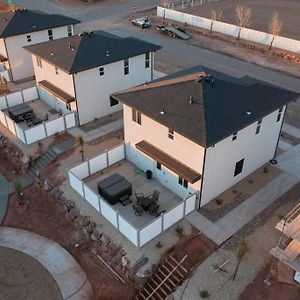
[111, 66, 298, 207]
[25, 30, 161, 125]
[0, 8, 79, 82]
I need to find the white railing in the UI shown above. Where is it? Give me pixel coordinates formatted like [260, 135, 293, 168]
[0, 86, 76, 144]
[157, 6, 300, 54]
[68, 148, 198, 247]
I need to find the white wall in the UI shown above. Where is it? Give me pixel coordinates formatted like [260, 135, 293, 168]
[123, 104, 204, 198]
[200, 107, 285, 206]
[0, 38, 7, 59]
[6, 25, 75, 81]
[74, 53, 153, 125]
[157, 7, 300, 54]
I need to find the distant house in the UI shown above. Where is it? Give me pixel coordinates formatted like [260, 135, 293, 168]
[0, 8, 79, 82]
[111, 66, 299, 207]
[25, 30, 161, 125]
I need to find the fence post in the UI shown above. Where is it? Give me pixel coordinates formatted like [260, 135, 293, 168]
[87, 160, 91, 176]
[63, 114, 67, 130]
[21, 90, 25, 103]
[105, 149, 109, 166]
[161, 213, 165, 232]
[82, 181, 86, 199]
[98, 196, 102, 214]
[43, 122, 47, 137]
[4, 94, 8, 108]
[183, 198, 187, 217]
[137, 229, 141, 248]
[116, 211, 120, 230]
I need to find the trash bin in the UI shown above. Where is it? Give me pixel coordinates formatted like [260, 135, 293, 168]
[146, 170, 152, 179]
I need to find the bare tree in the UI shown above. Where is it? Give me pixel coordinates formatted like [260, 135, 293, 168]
[76, 135, 85, 162]
[268, 11, 283, 50]
[235, 5, 251, 41]
[232, 240, 248, 280]
[161, 0, 171, 19]
[210, 9, 222, 33]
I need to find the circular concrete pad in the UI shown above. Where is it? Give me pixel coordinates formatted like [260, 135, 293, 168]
[0, 227, 94, 300]
[0, 246, 62, 300]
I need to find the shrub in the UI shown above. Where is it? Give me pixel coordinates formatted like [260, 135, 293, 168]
[199, 290, 210, 298]
[216, 198, 223, 206]
[175, 225, 184, 236]
[155, 241, 163, 248]
[263, 166, 269, 174]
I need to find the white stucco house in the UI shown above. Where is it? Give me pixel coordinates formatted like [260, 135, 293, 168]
[0, 8, 79, 82]
[25, 30, 161, 125]
[111, 66, 299, 207]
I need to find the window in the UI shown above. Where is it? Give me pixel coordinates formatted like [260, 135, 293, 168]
[99, 67, 104, 76]
[124, 58, 129, 75]
[255, 119, 262, 135]
[132, 108, 141, 125]
[234, 159, 244, 177]
[168, 128, 174, 140]
[55, 67, 58, 75]
[36, 56, 42, 68]
[27, 35, 31, 42]
[276, 106, 284, 123]
[67, 25, 72, 36]
[48, 29, 53, 40]
[110, 98, 119, 107]
[156, 162, 161, 170]
[178, 176, 188, 189]
[232, 132, 238, 141]
[145, 52, 150, 68]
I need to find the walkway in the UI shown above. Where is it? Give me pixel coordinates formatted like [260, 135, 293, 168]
[0, 173, 9, 224]
[0, 227, 94, 300]
[187, 123, 300, 245]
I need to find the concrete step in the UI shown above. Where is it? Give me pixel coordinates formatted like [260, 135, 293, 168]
[43, 152, 56, 162]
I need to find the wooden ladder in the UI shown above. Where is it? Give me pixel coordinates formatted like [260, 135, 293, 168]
[136, 255, 188, 300]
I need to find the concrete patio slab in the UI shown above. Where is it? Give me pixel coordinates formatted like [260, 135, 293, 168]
[0, 227, 94, 300]
[282, 123, 300, 139]
[278, 139, 293, 151]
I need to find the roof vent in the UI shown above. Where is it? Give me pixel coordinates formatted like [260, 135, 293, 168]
[106, 50, 110, 57]
[32, 25, 36, 28]
[246, 110, 252, 115]
[50, 51, 54, 56]
[189, 96, 193, 104]
[68, 43, 75, 51]
[160, 108, 165, 115]
[204, 74, 215, 87]
[196, 72, 207, 82]
[88, 31, 94, 37]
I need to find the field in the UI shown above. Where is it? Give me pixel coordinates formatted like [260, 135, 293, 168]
[181, 0, 300, 40]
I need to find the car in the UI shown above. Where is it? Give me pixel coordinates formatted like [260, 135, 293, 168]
[131, 16, 151, 29]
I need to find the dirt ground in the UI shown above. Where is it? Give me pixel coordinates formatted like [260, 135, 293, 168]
[240, 259, 300, 300]
[0, 147, 21, 181]
[0, 247, 62, 300]
[3, 186, 136, 300]
[201, 163, 282, 222]
[181, 0, 300, 40]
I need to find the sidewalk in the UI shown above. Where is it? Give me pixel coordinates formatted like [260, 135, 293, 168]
[0, 227, 94, 300]
[0, 173, 9, 224]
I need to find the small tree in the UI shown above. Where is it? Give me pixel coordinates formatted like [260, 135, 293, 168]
[268, 11, 282, 50]
[210, 9, 222, 33]
[235, 5, 251, 41]
[14, 180, 24, 205]
[232, 240, 248, 280]
[161, 0, 170, 19]
[76, 135, 85, 162]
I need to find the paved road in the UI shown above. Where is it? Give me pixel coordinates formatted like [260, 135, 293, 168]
[14, 0, 300, 93]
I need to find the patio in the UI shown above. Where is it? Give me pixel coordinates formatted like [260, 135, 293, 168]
[3, 99, 61, 130]
[84, 160, 182, 228]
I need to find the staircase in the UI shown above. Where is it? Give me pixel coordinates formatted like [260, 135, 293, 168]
[27, 148, 58, 180]
[136, 255, 188, 300]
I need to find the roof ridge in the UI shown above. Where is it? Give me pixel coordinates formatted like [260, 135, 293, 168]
[67, 35, 83, 73]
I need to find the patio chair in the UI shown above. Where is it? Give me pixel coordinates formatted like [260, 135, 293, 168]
[148, 203, 159, 216]
[135, 192, 145, 206]
[148, 190, 160, 203]
[133, 203, 144, 216]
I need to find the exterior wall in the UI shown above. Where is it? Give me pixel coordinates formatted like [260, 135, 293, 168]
[32, 54, 76, 113]
[6, 25, 75, 81]
[0, 38, 9, 74]
[74, 53, 153, 125]
[200, 107, 286, 207]
[123, 104, 204, 198]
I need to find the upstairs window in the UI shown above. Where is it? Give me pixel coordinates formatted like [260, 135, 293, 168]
[67, 25, 72, 36]
[132, 108, 141, 125]
[27, 35, 32, 42]
[145, 52, 150, 68]
[232, 132, 238, 141]
[36, 56, 42, 68]
[48, 29, 53, 41]
[156, 162, 161, 170]
[255, 119, 262, 135]
[168, 128, 174, 140]
[178, 176, 188, 189]
[55, 67, 58, 75]
[276, 106, 284, 123]
[124, 58, 129, 75]
[99, 67, 104, 76]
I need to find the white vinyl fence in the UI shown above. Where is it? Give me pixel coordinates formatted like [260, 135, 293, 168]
[68, 144, 198, 247]
[157, 7, 300, 54]
[0, 87, 76, 144]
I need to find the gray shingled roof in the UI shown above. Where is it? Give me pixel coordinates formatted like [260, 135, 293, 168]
[25, 30, 161, 74]
[111, 66, 299, 148]
[0, 9, 80, 38]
